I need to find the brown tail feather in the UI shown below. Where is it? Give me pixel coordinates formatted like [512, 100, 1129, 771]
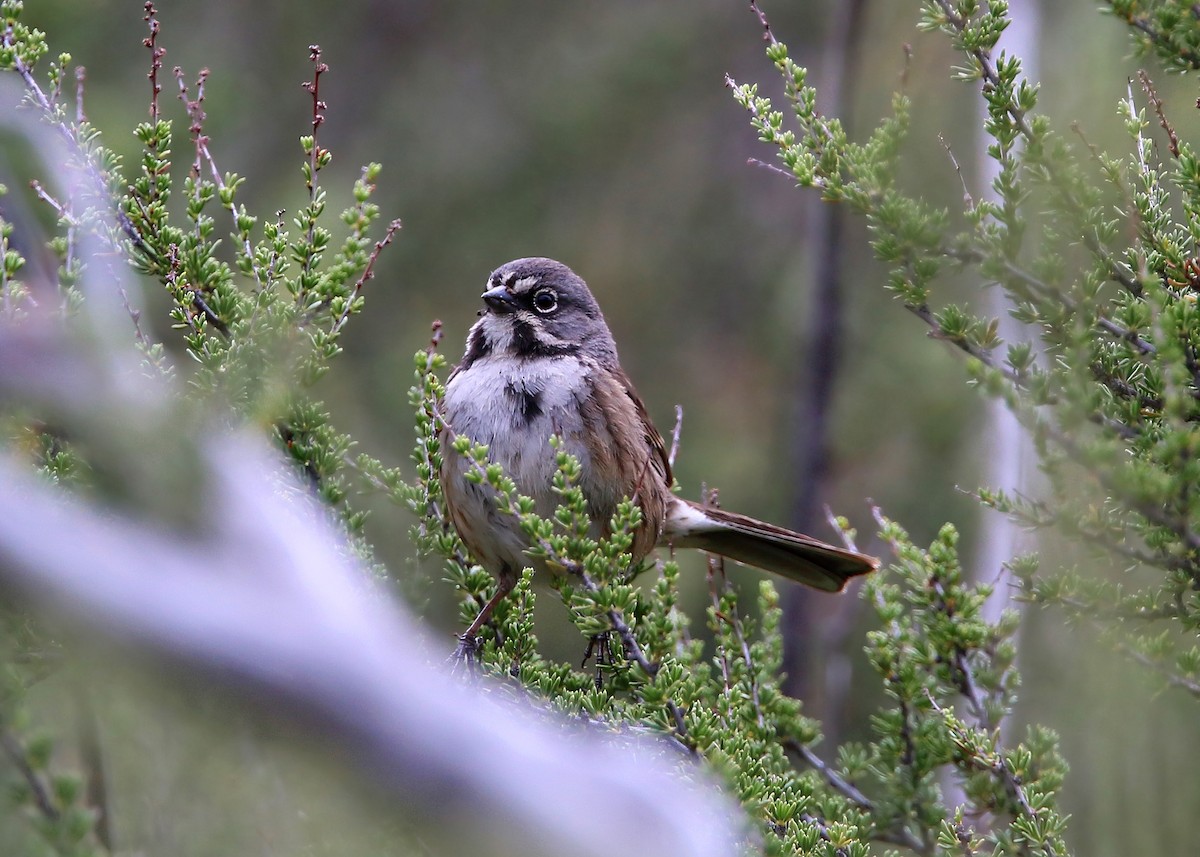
[664, 499, 879, 592]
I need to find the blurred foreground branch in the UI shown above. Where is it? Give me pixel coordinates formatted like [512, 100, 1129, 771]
[0, 325, 741, 857]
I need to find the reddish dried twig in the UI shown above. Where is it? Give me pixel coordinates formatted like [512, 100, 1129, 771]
[143, 2, 164, 122]
[331, 218, 403, 336]
[174, 66, 210, 176]
[1139, 69, 1180, 159]
[748, 0, 779, 45]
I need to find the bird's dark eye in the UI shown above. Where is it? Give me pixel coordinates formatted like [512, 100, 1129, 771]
[532, 288, 558, 314]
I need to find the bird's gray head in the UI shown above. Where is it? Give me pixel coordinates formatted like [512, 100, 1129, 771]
[467, 257, 618, 365]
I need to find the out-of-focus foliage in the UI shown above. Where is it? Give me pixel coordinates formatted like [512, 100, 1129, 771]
[733, 0, 1200, 700]
[1107, 0, 1200, 71]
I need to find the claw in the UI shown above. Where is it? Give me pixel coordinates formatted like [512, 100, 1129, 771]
[581, 632, 615, 690]
[449, 632, 483, 671]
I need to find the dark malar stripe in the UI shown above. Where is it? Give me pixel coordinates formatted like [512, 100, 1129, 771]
[512, 320, 577, 359]
[459, 326, 493, 370]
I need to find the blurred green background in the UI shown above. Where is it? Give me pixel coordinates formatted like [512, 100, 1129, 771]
[5, 1, 1199, 855]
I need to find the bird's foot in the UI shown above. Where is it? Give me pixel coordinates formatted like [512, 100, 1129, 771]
[581, 632, 616, 690]
[449, 632, 484, 672]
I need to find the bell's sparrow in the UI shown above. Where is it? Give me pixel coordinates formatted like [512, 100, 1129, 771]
[441, 257, 878, 641]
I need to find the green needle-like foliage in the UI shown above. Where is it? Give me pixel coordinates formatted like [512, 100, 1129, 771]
[732, 0, 1200, 702]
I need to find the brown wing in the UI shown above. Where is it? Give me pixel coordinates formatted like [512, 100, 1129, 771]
[611, 364, 673, 488]
[578, 362, 673, 560]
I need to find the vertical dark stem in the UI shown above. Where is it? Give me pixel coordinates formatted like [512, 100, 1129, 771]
[780, 0, 869, 738]
[74, 682, 113, 851]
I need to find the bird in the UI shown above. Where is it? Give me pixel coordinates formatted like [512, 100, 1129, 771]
[439, 257, 879, 642]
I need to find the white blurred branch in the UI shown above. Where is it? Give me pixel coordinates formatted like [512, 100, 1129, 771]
[0, 352, 742, 857]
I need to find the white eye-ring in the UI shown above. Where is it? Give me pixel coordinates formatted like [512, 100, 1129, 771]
[532, 288, 558, 314]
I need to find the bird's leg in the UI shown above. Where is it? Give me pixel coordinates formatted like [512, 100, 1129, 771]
[452, 573, 515, 665]
[581, 631, 615, 690]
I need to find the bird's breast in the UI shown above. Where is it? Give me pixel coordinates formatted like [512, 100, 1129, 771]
[443, 354, 596, 508]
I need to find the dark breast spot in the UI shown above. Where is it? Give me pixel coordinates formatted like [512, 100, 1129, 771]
[504, 379, 543, 423]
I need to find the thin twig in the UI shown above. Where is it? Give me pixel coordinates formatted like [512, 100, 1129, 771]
[783, 738, 871, 808]
[746, 157, 795, 180]
[0, 727, 60, 824]
[2, 14, 152, 260]
[1116, 640, 1200, 697]
[1139, 70, 1180, 159]
[143, 2, 163, 123]
[299, 45, 328, 279]
[330, 218, 403, 337]
[748, 0, 780, 45]
[939, 134, 975, 209]
[926, 693, 1035, 819]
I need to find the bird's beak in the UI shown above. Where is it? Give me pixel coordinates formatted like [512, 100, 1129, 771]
[481, 286, 518, 314]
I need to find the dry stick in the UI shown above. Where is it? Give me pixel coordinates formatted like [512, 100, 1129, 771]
[939, 134, 976, 210]
[1124, 79, 1200, 419]
[174, 61, 238, 334]
[168, 42, 265, 289]
[746, 156, 795, 180]
[172, 64, 271, 310]
[144, 2, 163, 124]
[748, 0, 779, 46]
